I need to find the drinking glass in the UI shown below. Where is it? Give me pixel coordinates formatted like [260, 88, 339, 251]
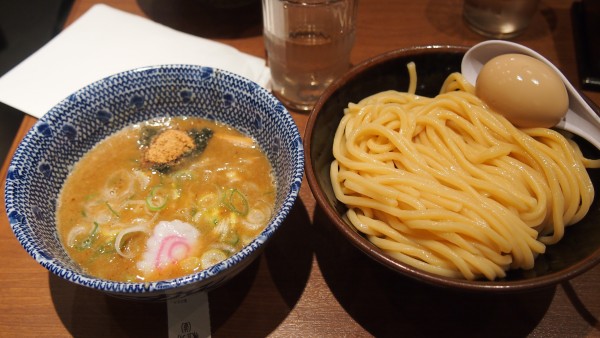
[262, 0, 358, 111]
[463, 0, 540, 39]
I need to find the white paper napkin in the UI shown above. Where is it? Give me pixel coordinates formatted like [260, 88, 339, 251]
[0, 4, 271, 119]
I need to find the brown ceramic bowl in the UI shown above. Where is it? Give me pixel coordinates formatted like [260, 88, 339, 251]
[304, 45, 600, 292]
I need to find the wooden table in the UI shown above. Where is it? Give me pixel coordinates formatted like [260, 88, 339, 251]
[2, 0, 600, 336]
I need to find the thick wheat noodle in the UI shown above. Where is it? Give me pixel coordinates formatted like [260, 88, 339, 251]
[330, 62, 600, 280]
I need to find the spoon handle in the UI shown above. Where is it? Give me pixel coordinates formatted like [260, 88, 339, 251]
[557, 109, 600, 150]
[557, 90, 600, 149]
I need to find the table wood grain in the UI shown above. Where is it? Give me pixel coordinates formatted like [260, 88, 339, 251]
[2, 0, 600, 337]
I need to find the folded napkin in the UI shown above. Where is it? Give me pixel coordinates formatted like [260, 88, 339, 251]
[0, 4, 270, 119]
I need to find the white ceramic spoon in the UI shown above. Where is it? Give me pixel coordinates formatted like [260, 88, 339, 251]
[461, 39, 600, 150]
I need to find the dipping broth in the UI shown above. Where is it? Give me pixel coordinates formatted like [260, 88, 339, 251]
[56, 116, 276, 282]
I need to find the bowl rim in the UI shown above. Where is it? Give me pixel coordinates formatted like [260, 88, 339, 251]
[5, 64, 305, 298]
[304, 45, 600, 292]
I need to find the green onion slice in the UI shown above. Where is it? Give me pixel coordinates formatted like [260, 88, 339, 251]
[105, 202, 120, 217]
[223, 188, 249, 216]
[75, 222, 99, 251]
[146, 185, 169, 211]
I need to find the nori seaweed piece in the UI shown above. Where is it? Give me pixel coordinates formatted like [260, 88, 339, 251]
[189, 128, 214, 155]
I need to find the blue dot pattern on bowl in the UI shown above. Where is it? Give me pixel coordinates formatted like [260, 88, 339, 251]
[4, 65, 304, 301]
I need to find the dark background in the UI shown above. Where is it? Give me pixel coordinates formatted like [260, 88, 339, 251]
[0, 0, 73, 162]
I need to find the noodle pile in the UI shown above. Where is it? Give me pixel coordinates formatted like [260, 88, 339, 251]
[330, 63, 600, 280]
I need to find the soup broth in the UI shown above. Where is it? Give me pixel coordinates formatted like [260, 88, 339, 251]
[56, 116, 276, 282]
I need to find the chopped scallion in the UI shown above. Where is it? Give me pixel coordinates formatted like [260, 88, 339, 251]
[223, 188, 249, 216]
[105, 202, 120, 217]
[75, 222, 99, 251]
[224, 231, 239, 246]
[146, 186, 168, 211]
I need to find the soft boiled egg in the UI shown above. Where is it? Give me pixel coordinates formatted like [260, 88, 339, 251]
[475, 53, 568, 128]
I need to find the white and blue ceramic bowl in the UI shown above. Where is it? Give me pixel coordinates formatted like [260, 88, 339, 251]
[4, 65, 304, 301]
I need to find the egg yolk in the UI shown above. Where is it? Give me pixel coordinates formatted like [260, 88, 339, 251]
[475, 53, 568, 128]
